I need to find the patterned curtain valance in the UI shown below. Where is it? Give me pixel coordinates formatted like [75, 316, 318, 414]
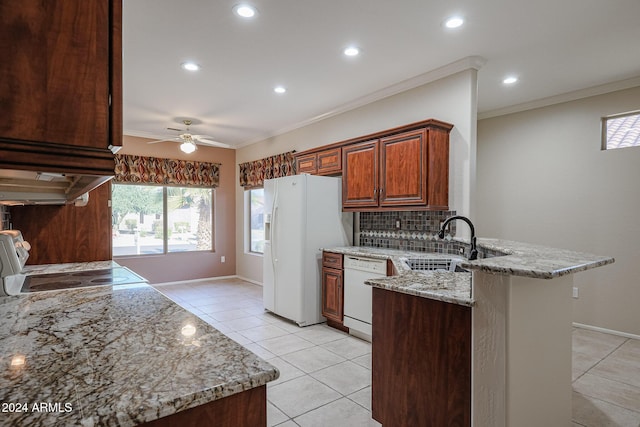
[239, 151, 296, 188]
[114, 154, 220, 188]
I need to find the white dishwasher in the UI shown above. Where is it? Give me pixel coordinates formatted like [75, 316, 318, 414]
[343, 255, 388, 341]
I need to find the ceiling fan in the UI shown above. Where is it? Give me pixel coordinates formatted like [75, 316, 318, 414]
[148, 119, 231, 153]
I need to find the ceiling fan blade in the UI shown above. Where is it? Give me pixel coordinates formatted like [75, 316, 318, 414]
[147, 138, 179, 144]
[194, 136, 231, 148]
[166, 127, 184, 132]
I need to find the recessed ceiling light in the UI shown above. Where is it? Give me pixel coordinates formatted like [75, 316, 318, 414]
[503, 76, 519, 85]
[274, 86, 286, 94]
[444, 16, 464, 29]
[234, 4, 257, 18]
[181, 62, 200, 72]
[343, 46, 360, 57]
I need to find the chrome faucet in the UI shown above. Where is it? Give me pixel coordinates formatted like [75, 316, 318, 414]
[438, 215, 478, 260]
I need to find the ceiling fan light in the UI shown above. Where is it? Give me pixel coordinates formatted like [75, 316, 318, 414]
[444, 16, 464, 29]
[180, 141, 197, 153]
[343, 46, 360, 57]
[181, 62, 200, 72]
[234, 4, 257, 18]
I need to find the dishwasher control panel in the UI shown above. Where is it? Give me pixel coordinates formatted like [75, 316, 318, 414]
[344, 256, 387, 273]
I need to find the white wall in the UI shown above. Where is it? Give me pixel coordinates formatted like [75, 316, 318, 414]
[477, 85, 640, 336]
[236, 69, 479, 283]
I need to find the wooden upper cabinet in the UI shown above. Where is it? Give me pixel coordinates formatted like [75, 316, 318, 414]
[379, 129, 427, 207]
[342, 120, 452, 211]
[342, 140, 379, 209]
[294, 119, 452, 211]
[295, 147, 342, 175]
[295, 153, 317, 174]
[0, 0, 122, 175]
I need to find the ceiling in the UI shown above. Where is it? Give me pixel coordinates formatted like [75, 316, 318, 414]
[123, 0, 640, 149]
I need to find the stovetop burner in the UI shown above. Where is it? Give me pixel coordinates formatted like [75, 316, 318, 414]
[21, 267, 146, 293]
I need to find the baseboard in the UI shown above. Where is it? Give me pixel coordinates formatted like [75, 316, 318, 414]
[236, 276, 263, 286]
[152, 275, 240, 287]
[573, 322, 640, 340]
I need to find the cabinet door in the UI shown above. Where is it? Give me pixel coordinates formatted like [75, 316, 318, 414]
[322, 267, 343, 323]
[342, 140, 379, 209]
[295, 153, 317, 174]
[379, 129, 427, 207]
[317, 147, 342, 175]
[0, 1, 110, 148]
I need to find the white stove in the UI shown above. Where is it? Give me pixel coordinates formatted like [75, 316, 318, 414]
[0, 229, 31, 296]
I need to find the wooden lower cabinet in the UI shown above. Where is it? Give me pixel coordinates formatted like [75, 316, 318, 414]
[372, 288, 471, 426]
[140, 385, 266, 427]
[321, 251, 348, 332]
[322, 266, 343, 323]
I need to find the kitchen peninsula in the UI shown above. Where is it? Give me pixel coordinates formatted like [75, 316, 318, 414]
[325, 238, 614, 427]
[0, 283, 278, 426]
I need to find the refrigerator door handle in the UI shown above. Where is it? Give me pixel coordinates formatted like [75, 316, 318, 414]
[271, 185, 279, 271]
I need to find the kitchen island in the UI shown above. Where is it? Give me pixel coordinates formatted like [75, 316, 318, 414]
[0, 283, 278, 426]
[325, 239, 614, 427]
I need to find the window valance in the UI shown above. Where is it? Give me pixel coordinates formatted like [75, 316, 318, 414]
[114, 154, 220, 188]
[239, 151, 296, 188]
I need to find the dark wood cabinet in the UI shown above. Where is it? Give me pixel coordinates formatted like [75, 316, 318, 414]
[296, 153, 318, 174]
[342, 120, 452, 211]
[321, 251, 348, 332]
[342, 141, 379, 209]
[141, 385, 266, 427]
[322, 267, 343, 322]
[9, 182, 112, 264]
[372, 288, 471, 426]
[295, 147, 342, 176]
[0, 0, 122, 176]
[379, 129, 428, 207]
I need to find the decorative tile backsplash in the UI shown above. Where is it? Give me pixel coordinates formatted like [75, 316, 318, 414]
[358, 210, 499, 259]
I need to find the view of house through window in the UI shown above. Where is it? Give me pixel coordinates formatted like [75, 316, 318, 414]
[603, 111, 640, 150]
[249, 188, 265, 253]
[112, 184, 213, 256]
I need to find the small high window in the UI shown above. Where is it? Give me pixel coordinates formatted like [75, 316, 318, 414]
[602, 111, 640, 150]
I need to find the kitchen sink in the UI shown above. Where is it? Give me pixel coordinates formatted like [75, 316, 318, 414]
[405, 258, 468, 273]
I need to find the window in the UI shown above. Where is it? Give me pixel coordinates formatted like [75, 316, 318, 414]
[602, 111, 640, 150]
[248, 188, 265, 253]
[112, 184, 213, 256]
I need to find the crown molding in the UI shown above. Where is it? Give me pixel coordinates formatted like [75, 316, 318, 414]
[236, 56, 487, 149]
[478, 75, 640, 120]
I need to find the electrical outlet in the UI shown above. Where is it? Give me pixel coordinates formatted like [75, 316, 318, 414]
[572, 287, 579, 299]
[221, 256, 226, 263]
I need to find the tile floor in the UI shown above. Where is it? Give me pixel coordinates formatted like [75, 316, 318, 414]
[152, 278, 640, 427]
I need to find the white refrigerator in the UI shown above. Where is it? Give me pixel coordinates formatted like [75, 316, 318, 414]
[263, 174, 352, 326]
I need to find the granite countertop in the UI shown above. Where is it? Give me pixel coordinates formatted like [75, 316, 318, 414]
[21, 260, 120, 276]
[324, 239, 614, 306]
[0, 284, 278, 426]
[464, 238, 614, 279]
[324, 246, 473, 307]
